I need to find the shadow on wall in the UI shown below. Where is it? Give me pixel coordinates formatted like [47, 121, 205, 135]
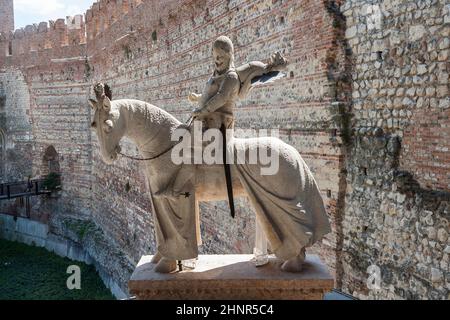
[0, 129, 5, 182]
[323, 0, 354, 289]
[41, 146, 60, 178]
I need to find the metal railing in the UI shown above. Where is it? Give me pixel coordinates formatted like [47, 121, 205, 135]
[0, 178, 52, 201]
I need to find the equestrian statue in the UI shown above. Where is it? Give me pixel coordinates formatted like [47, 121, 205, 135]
[89, 36, 331, 274]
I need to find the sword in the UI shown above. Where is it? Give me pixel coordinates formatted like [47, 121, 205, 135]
[186, 116, 194, 126]
[188, 114, 235, 218]
[221, 124, 235, 219]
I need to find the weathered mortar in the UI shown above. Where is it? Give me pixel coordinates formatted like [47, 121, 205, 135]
[0, 0, 13, 35]
[0, 0, 346, 294]
[341, 0, 449, 299]
[85, 0, 346, 285]
[2, 0, 447, 300]
[0, 70, 33, 217]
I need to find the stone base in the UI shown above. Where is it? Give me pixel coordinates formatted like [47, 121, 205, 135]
[129, 255, 334, 300]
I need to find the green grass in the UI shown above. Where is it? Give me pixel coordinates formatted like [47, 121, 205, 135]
[0, 238, 115, 300]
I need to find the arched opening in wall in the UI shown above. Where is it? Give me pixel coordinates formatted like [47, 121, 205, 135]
[7, 41, 13, 56]
[41, 146, 60, 177]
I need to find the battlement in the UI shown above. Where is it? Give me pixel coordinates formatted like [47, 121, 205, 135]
[0, 14, 86, 60]
[0, 0, 186, 62]
[83, 0, 189, 42]
[85, 0, 145, 40]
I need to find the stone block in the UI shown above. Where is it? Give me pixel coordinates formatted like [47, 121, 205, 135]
[129, 255, 334, 300]
[16, 217, 48, 238]
[16, 233, 46, 247]
[67, 241, 91, 264]
[45, 235, 68, 257]
[0, 228, 17, 242]
[0, 214, 17, 232]
[409, 25, 426, 41]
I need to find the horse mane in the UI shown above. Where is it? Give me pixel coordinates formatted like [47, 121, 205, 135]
[110, 98, 183, 129]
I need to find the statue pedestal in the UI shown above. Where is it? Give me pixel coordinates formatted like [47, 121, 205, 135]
[129, 254, 334, 300]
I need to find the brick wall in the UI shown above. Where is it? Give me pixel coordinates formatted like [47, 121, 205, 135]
[0, 15, 93, 217]
[3, 0, 447, 300]
[0, 70, 33, 214]
[84, 0, 348, 282]
[0, 14, 138, 290]
[0, 0, 348, 293]
[0, 0, 13, 35]
[342, 0, 449, 299]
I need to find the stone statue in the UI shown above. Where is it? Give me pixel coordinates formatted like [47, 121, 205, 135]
[189, 36, 288, 131]
[89, 37, 331, 274]
[156, 36, 288, 204]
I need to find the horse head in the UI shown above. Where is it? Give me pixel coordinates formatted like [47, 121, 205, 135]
[89, 83, 125, 164]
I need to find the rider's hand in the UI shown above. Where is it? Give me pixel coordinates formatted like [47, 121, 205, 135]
[192, 107, 203, 117]
[269, 51, 288, 70]
[188, 92, 201, 103]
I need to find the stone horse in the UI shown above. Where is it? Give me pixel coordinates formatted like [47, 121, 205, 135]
[89, 87, 331, 273]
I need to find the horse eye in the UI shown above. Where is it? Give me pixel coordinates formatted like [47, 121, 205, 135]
[91, 121, 97, 128]
[103, 120, 113, 133]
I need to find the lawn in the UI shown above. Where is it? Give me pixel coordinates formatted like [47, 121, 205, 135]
[0, 238, 115, 300]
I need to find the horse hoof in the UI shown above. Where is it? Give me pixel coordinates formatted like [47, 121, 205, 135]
[151, 252, 162, 264]
[281, 259, 303, 273]
[154, 258, 178, 273]
[280, 248, 306, 273]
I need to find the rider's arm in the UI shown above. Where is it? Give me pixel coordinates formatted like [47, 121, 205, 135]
[201, 73, 240, 113]
[188, 92, 202, 103]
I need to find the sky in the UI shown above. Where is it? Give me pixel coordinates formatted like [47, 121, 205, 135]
[14, 0, 95, 29]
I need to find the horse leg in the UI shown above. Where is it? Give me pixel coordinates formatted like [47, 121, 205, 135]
[155, 258, 178, 273]
[251, 218, 269, 267]
[150, 180, 198, 274]
[153, 166, 195, 200]
[150, 252, 163, 264]
[281, 247, 306, 273]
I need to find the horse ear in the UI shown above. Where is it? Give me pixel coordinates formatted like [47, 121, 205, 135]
[104, 84, 112, 100]
[88, 99, 97, 109]
[103, 96, 111, 112]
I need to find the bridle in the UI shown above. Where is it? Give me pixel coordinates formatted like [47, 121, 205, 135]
[118, 142, 178, 161]
[118, 116, 194, 162]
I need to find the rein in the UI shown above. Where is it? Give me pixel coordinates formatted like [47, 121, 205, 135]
[119, 116, 194, 162]
[118, 143, 177, 161]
